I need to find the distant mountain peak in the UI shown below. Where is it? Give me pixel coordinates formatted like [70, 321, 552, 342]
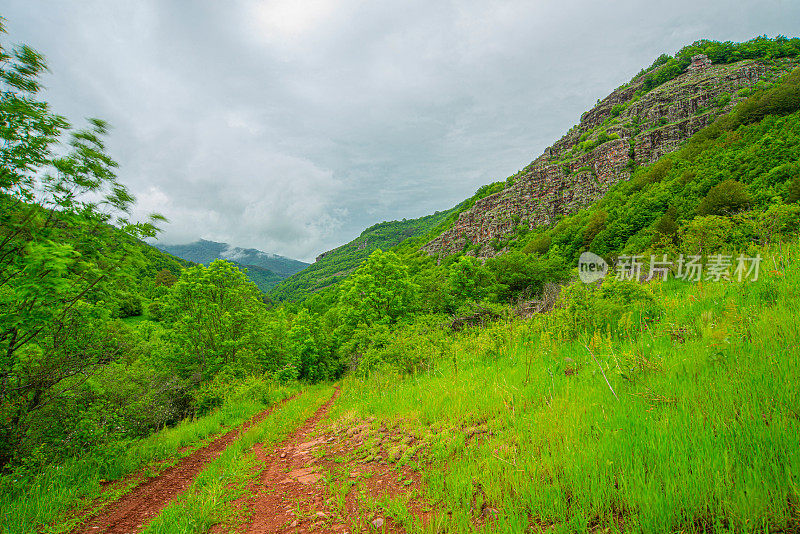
[153, 240, 310, 289]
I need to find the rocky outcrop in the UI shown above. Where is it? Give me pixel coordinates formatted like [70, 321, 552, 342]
[423, 58, 797, 257]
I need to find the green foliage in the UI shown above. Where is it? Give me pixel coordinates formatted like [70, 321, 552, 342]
[549, 277, 662, 337]
[534, 92, 800, 265]
[163, 260, 270, 380]
[270, 207, 460, 301]
[582, 210, 607, 247]
[578, 130, 619, 152]
[117, 293, 143, 318]
[714, 92, 732, 108]
[636, 35, 800, 93]
[337, 250, 419, 331]
[4, 27, 800, 533]
[155, 268, 178, 287]
[679, 215, 734, 255]
[697, 179, 752, 215]
[335, 240, 800, 532]
[485, 252, 569, 302]
[0, 24, 164, 469]
[448, 256, 492, 302]
[522, 233, 551, 255]
[652, 205, 679, 244]
[789, 173, 800, 203]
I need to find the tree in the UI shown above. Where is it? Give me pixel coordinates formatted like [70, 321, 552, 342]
[0, 21, 162, 468]
[154, 268, 178, 287]
[162, 260, 266, 381]
[582, 210, 608, 247]
[697, 180, 752, 216]
[448, 256, 492, 303]
[286, 309, 330, 383]
[337, 250, 418, 331]
[679, 215, 734, 255]
[652, 205, 679, 244]
[485, 252, 569, 302]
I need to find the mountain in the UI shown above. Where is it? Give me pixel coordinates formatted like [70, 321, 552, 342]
[154, 239, 308, 292]
[154, 240, 308, 276]
[423, 52, 800, 257]
[269, 206, 464, 301]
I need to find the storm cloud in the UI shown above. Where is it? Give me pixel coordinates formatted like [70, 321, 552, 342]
[4, 0, 799, 261]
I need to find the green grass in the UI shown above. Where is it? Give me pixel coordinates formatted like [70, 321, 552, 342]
[0, 380, 300, 534]
[142, 384, 334, 533]
[331, 241, 800, 533]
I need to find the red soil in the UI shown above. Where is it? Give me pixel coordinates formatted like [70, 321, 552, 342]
[71, 400, 290, 534]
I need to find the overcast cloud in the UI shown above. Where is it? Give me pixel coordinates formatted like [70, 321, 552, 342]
[4, 1, 799, 261]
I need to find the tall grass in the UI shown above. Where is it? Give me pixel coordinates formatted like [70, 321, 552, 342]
[0, 379, 299, 534]
[333, 241, 800, 533]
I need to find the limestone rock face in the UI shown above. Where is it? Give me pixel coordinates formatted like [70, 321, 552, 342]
[422, 58, 796, 258]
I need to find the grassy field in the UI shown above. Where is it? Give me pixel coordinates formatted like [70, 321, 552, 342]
[331, 241, 800, 533]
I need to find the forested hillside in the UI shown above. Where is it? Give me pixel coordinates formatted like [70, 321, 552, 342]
[2, 23, 800, 534]
[269, 205, 463, 301]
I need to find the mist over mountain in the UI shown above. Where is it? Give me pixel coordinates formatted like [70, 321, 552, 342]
[154, 239, 309, 278]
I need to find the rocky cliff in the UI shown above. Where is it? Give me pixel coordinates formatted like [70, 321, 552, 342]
[422, 56, 798, 257]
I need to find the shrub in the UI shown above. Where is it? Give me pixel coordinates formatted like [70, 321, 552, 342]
[788, 173, 800, 203]
[486, 253, 569, 302]
[117, 294, 143, 318]
[147, 301, 165, 321]
[714, 93, 732, 108]
[697, 179, 752, 215]
[549, 278, 663, 338]
[582, 210, 608, 247]
[523, 234, 552, 255]
[679, 215, 734, 255]
[652, 206, 679, 244]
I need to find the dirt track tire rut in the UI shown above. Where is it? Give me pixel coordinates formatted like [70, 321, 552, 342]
[71, 398, 293, 534]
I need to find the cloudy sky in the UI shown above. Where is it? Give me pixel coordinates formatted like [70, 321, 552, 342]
[4, 1, 799, 261]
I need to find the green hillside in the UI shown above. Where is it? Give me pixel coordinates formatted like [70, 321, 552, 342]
[238, 263, 283, 293]
[269, 205, 465, 301]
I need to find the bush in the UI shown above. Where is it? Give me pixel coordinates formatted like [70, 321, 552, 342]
[582, 210, 608, 247]
[679, 215, 734, 255]
[652, 206, 679, 244]
[523, 234, 552, 255]
[486, 252, 569, 302]
[147, 300, 165, 321]
[549, 278, 663, 338]
[734, 67, 800, 125]
[697, 179, 752, 215]
[714, 93, 732, 108]
[788, 173, 800, 203]
[117, 294, 143, 318]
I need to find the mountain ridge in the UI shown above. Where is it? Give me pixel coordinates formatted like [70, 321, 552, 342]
[154, 239, 309, 276]
[154, 239, 309, 292]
